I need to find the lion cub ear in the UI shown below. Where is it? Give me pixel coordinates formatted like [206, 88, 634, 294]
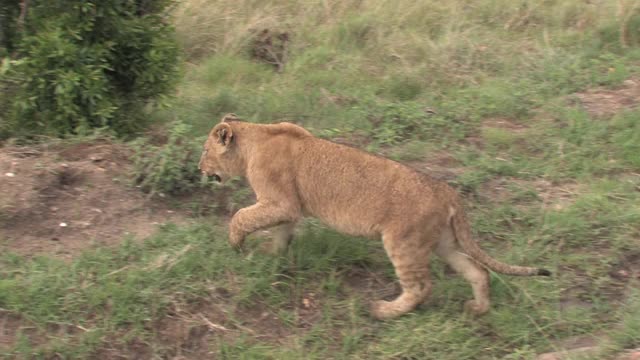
[221, 113, 240, 122]
[214, 123, 234, 146]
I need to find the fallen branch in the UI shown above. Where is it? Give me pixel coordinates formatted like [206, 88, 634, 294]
[198, 313, 230, 332]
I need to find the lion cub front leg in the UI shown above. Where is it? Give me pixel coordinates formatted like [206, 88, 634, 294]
[229, 202, 299, 251]
[268, 222, 296, 254]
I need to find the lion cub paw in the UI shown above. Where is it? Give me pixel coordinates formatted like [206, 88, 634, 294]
[370, 300, 410, 320]
[228, 239, 246, 254]
[255, 241, 288, 256]
[463, 300, 489, 316]
[370, 300, 394, 320]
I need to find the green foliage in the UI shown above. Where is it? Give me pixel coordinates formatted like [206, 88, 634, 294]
[381, 76, 425, 101]
[611, 290, 640, 350]
[0, 1, 20, 55]
[527, 108, 640, 180]
[332, 15, 377, 50]
[0, 57, 17, 139]
[367, 313, 489, 360]
[612, 110, 640, 169]
[540, 180, 640, 248]
[351, 100, 450, 146]
[9, 29, 117, 136]
[0, 0, 179, 139]
[131, 121, 205, 196]
[593, 9, 640, 52]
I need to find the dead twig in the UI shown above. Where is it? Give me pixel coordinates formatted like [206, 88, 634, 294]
[16, 0, 30, 34]
[104, 265, 131, 277]
[198, 313, 230, 332]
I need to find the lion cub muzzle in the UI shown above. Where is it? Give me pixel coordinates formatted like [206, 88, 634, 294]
[199, 169, 222, 183]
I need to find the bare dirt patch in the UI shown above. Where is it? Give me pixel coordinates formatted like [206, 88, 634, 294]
[0, 311, 27, 349]
[477, 177, 582, 211]
[572, 78, 640, 118]
[328, 131, 372, 149]
[0, 309, 86, 356]
[407, 151, 466, 181]
[0, 141, 191, 259]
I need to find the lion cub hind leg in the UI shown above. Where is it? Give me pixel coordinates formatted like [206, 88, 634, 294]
[435, 230, 490, 316]
[371, 231, 434, 320]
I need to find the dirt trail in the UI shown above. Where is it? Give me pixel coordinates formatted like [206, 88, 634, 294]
[0, 140, 190, 259]
[573, 78, 640, 117]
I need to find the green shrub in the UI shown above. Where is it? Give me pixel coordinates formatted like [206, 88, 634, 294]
[0, 0, 179, 139]
[0, 56, 16, 139]
[0, 1, 20, 56]
[131, 121, 205, 196]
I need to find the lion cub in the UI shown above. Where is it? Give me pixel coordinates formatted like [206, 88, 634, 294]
[199, 114, 550, 320]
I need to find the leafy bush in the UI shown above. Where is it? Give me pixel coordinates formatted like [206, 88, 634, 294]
[0, 0, 179, 139]
[0, 1, 20, 56]
[131, 121, 205, 196]
[131, 121, 254, 214]
[0, 57, 16, 139]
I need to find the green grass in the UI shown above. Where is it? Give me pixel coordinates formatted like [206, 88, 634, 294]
[2, 177, 639, 357]
[3, 0, 640, 358]
[164, 0, 640, 138]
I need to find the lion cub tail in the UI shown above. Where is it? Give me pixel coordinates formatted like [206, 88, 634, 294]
[450, 206, 551, 277]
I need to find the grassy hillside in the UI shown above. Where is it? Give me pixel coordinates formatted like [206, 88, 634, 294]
[1, 0, 640, 358]
[168, 0, 639, 136]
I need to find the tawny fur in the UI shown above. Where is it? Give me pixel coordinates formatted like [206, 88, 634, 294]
[199, 114, 550, 320]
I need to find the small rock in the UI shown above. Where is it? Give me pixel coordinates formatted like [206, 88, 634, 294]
[90, 155, 104, 162]
[4, 172, 15, 177]
[215, 287, 231, 298]
[302, 298, 312, 308]
[59, 222, 68, 227]
[618, 270, 630, 278]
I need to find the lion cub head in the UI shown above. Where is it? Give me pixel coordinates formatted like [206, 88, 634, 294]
[199, 114, 244, 183]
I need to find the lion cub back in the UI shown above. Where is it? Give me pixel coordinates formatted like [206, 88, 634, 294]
[267, 122, 313, 139]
